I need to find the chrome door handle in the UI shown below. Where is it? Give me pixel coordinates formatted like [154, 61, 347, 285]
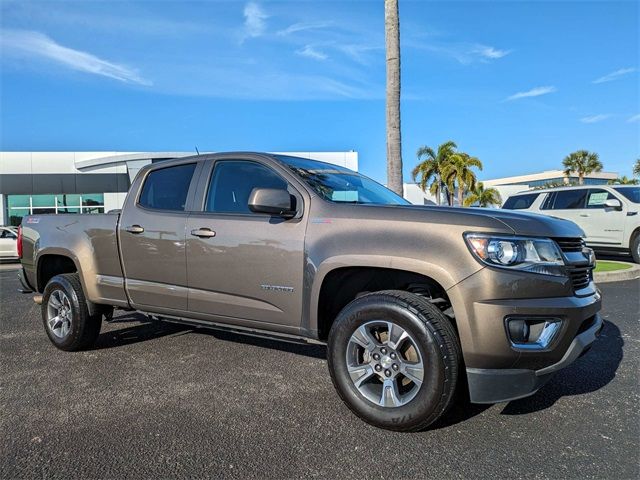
[125, 225, 144, 234]
[579, 214, 590, 217]
[191, 228, 216, 238]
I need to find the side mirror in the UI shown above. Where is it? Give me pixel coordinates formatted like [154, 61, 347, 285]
[248, 188, 295, 217]
[604, 198, 622, 211]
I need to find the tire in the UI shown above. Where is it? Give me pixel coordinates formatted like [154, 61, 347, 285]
[41, 273, 102, 351]
[327, 290, 461, 432]
[631, 234, 640, 264]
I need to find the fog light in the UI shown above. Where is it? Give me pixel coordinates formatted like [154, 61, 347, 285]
[506, 317, 562, 350]
[507, 319, 530, 343]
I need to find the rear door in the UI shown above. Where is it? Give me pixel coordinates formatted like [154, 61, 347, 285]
[185, 157, 306, 329]
[540, 189, 588, 228]
[118, 161, 201, 312]
[579, 188, 625, 245]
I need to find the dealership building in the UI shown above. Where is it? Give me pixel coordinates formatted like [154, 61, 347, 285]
[0, 151, 358, 226]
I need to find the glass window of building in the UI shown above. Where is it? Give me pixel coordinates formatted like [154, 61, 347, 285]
[5, 194, 105, 226]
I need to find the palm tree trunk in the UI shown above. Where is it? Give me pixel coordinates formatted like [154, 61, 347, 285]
[579, 172, 584, 185]
[436, 173, 441, 205]
[385, 0, 403, 196]
[458, 185, 464, 206]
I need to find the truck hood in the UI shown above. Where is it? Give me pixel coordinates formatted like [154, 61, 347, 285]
[359, 204, 585, 239]
[470, 208, 585, 238]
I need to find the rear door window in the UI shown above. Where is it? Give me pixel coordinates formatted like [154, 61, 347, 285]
[542, 189, 588, 210]
[139, 163, 197, 211]
[503, 193, 540, 210]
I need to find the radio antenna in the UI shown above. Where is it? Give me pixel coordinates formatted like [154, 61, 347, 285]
[195, 146, 200, 155]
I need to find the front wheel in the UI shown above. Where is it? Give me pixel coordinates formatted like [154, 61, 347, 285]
[631, 235, 640, 264]
[327, 290, 461, 432]
[41, 273, 102, 351]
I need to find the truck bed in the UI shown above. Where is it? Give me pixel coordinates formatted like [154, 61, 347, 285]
[20, 213, 129, 307]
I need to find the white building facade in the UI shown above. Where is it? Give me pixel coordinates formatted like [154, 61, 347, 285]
[0, 151, 358, 226]
[403, 169, 619, 207]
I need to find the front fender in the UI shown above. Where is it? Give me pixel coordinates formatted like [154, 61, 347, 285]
[306, 254, 463, 335]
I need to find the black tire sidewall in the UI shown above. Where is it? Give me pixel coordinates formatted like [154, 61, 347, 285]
[631, 235, 640, 264]
[41, 275, 91, 350]
[328, 295, 451, 431]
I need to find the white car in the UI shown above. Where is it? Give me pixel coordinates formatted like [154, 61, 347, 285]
[503, 185, 640, 263]
[0, 226, 19, 260]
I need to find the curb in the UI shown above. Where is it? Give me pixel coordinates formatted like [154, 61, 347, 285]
[594, 261, 640, 284]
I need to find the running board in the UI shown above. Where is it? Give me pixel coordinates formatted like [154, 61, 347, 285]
[139, 311, 326, 346]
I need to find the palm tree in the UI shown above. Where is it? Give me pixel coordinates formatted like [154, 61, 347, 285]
[608, 176, 639, 185]
[562, 150, 603, 185]
[412, 141, 457, 205]
[385, 0, 403, 195]
[634, 158, 640, 178]
[463, 182, 502, 207]
[442, 153, 483, 206]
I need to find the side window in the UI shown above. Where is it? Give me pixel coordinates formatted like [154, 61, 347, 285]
[546, 189, 588, 210]
[138, 163, 196, 211]
[1, 230, 16, 239]
[586, 189, 616, 209]
[541, 192, 555, 210]
[503, 193, 540, 210]
[205, 161, 288, 214]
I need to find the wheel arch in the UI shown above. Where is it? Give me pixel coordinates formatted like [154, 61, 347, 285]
[309, 256, 457, 340]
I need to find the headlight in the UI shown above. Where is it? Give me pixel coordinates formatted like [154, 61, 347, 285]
[464, 233, 565, 276]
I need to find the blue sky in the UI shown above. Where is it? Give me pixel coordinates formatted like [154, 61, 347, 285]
[1, 0, 638, 183]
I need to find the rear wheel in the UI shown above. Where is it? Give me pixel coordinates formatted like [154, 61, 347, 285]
[327, 290, 460, 431]
[41, 273, 102, 351]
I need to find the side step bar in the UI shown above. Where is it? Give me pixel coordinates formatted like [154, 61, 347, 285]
[141, 311, 326, 346]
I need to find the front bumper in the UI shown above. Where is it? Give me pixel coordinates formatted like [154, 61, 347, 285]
[467, 313, 603, 403]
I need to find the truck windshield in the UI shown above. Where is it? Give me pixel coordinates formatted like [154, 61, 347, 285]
[613, 187, 640, 204]
[276, 155, 409, 205]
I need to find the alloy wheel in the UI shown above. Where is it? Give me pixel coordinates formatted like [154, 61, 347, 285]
[345, 320, 424, 407]
[46, 289, 73, 339]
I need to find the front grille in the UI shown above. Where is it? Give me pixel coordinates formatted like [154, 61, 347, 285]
[553, 237, 593, 291]
[553, 237, 585, 253]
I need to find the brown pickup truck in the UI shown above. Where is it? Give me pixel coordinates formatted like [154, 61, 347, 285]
[17, 152, 603, 431]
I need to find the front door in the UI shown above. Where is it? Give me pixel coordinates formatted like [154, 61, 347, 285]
[118, 161, 199, 312]
[185, 159, 306, 328]
[579, 188, 625, 245]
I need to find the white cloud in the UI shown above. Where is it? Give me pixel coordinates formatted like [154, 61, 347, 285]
[505, 86, 557, 101]
[296, 45, 328, 61]
[408, 40, 511, 64]
[277, 22, 333, 36]
[580, 114, 612, 123]
[0, 29, 150, 85]
[242, 2, 267, 40]
[628, 114, 640, 123]
[471, 45, 511, 59]
[592, 67, 636, 84]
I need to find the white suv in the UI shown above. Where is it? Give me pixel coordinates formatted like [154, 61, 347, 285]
[503, 185, 640, 263]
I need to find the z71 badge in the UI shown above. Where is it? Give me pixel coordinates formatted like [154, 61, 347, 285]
[260, 284, 294, 293]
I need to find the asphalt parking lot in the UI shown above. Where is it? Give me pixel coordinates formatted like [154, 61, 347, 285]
[1, 267, 638, 479]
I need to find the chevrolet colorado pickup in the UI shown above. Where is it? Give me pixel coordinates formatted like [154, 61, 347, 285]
[17, 152, 603, 431]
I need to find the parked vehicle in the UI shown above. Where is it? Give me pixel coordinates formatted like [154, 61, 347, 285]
[17, 153, 602, 431]
[0, 226, 19, 260]
[503, 185, 640, 263]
